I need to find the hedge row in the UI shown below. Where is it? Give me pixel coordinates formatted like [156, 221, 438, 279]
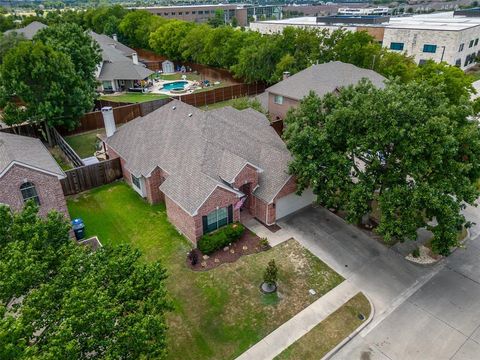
[198, 223, 245, 255]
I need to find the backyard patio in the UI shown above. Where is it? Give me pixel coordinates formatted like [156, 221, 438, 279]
[67, 182, 344, 360]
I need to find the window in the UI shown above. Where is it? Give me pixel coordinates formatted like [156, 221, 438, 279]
[470, 40, 475, 48]
[455, 58, 461, 67]
[459, 43, 465, 52]
[198, 10, 204, 14]
[389, 42, 404, 51]
[418, 59, 427, 66]
[422, 44, 437, 53]
[179, 12, 183, 15]
[192, 11, 196, 14]
[476, 38, 479, 46]
[203, 206, 232, 234]
[102, 81, 113, 91]
[20, 182, 40, 205]
[131, 174, 141, 190]
[274, 95, 284, 105]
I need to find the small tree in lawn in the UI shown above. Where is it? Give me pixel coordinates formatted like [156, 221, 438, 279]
[262, 260, 278, 293]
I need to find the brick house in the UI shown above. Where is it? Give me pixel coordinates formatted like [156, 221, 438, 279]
[264, 61, 386, 121]
[0, 132, 69, 219]
[104, 100, 315, 244]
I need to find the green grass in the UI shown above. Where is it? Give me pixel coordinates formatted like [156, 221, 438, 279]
[275, 292, 371, 360]
[200, 98, 237, 111]
[65, 130, 103, 159]
[100, 93, 169, 103]
[67, 182, 344, 360]
[157, 73, 202, 81]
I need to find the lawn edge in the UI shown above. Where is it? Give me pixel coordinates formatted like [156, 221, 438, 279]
[320, 292, 375, 360]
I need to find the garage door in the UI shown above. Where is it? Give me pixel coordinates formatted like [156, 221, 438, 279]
[276, 188, 315, 220]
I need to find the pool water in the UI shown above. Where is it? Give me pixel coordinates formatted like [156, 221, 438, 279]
[162, 81, 188, 91]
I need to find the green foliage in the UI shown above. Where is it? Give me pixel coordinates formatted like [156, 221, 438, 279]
[412, 247, 420, 258]
[0, 14, 14, 32]
[230, 96, 265, 113]
[198, 222, 245, 255]
[149, 20, 193, 60]
[119, 10, 165, 49]
[284, 80, 480, 256]
[0, 203, 170, 359]
[0, 32, 27, 64]
[263, 259, 278, 285]
[208, 9, 225, 28]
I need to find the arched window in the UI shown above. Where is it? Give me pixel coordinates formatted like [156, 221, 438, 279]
[20, 182, 40, 205]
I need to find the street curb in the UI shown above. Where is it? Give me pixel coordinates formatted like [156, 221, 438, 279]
[321, 292, 375, 360]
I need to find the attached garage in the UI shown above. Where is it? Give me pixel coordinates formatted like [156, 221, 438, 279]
[275, 188, 315, 220]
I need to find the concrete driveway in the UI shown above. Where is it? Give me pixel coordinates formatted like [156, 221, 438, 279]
[278, 205, 480, 360]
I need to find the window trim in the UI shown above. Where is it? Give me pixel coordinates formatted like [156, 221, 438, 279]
[131, 174, 145, 197]
[459, 43, 465, 52]
[20, 181, 40, 205]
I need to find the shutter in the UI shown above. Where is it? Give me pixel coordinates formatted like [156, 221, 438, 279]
[202, 215, 208, 235]
[228, 205, 233, 224]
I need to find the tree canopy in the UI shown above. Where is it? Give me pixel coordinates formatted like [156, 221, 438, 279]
[0, 23, 101, 129]
[0, 203, 170, 359]
[284, 80, 480, 255]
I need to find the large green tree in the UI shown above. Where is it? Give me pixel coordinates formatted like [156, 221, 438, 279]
[0, 203, 170, 359]
[284, 80, 480, 255]
[0, 32, 26, 64]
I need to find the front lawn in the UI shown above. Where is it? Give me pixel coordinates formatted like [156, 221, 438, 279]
[67, 182, 343, 360]
[275, 292, 371, 360]
[65, 129, 104, 159]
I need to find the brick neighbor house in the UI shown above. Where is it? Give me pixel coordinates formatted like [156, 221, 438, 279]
[263, 61, 387, 121]
[0, 132, 69, 219]
[104, 100, 315, 244]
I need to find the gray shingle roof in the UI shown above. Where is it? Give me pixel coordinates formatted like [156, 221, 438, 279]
[90, 31, 154, 81]
[106, 100, 292, 215]
[4, 21, 47, 39]
[266, 61, 386, 100]
[0, 132, 65, 179]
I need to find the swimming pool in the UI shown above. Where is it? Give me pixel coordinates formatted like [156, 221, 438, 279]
[162, 81, 188, 91]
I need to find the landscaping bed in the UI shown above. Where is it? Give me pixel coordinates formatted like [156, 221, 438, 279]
[275, 292, 371, 360]
[187, 230, 268, 271]
[68, 182, 344, 360]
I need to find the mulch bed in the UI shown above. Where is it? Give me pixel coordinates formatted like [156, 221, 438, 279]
[187, 230, 269, 271]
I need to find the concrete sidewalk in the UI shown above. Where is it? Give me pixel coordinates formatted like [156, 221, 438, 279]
[236, 280, 361, 360]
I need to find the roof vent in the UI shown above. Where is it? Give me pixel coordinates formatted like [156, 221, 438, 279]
[172, 106, 176, 110]
[188, 113, 193, 117]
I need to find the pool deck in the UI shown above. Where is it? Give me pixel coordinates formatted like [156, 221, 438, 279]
[150, 79, 198, 96]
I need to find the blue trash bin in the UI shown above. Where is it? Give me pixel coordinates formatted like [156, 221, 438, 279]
[72, 218, 85, 240]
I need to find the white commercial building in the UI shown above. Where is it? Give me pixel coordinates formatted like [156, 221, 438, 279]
[250, 11, 480, 70]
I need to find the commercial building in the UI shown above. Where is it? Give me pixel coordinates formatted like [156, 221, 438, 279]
[135, 4, 282, 27]
[250, 11, 480, 70]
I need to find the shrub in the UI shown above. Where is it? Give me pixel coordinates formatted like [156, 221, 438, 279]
[198, 222, 245, 255]
[263, 259, 278, 285]
[412, 246, 420, 258]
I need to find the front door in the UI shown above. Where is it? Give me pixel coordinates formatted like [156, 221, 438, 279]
[239, 183, 251, 211]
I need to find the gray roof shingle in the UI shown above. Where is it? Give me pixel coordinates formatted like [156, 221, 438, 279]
[266, 61, 386, 100]
[0, 132, 65, 178]
[106, 100, 292, 215]
[4, 21, 47, 39]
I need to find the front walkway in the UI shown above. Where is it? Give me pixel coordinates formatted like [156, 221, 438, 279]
[236, 281, 361, 360]
[240, 212, 292, 246]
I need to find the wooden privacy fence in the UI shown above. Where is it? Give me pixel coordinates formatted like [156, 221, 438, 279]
[61, 157, 123, 196]
[173, 83, 266, 107]
[51, 128, 84, 167]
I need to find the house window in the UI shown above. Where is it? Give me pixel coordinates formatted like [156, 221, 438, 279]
[422, 44, 437, 53]
[470, 40, 475, 48]
[389, 42, 404, 51]
[203, 205, 233, 234]
[20, 182, 40, 205]
[131, 174, 141, 190]
[476, 38, 479, 46]
[274, 95, 284, 105]
[459, 43, 465, 52]
[102, 81, 113, 91]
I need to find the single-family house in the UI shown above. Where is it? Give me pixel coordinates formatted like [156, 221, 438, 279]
[90, 32, 154, 93]
[4, 21, 47, 40]
[0, 132, 69, 219]
[265, 61, 386, 121]
[104, 100, 314, 244]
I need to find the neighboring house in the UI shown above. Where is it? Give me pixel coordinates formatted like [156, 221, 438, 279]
[104, 100, 314, 244]
[4, 21, 47, 39]
[0, 132, 69, 219]
[265, 61, 386, 121]
[90, 32, 154, 93]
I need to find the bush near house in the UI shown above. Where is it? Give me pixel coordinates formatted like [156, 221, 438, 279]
[198, 222, 245, 255]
